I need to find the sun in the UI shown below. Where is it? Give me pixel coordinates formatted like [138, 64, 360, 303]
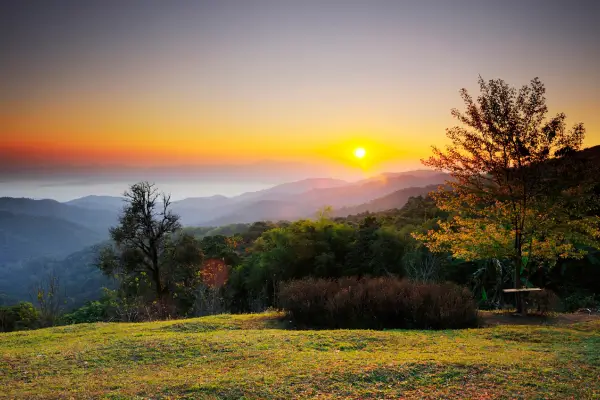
[354, 147, 366, 159]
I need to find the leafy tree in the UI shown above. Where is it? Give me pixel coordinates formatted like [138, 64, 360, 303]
[347, 216, 407, 277]
[200, 235, 242, 266]
[244, 218, 355, 306]
[414, 77, 600, 313]
[98, 182, 204, 314]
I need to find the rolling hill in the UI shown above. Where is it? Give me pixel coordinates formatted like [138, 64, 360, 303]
[171, 178, 350, 225]
[1, 312, 598, 398]
[201, 171, 448, 225]
[0, 211, 105, 264]
[230, 178, 349, 203]
[0, 197, 118, 234]
[332, 184, 440, 217]
[287, 172, 448, 209]
[60, 172, 447, 226]
[64, 195, 125, 212]
[204, 200, 316, 226]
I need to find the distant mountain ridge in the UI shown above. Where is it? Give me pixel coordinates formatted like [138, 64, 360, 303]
[64, 195, 125, 212]
[0, 197, 118, 234]
[158, 178, 344, 224]
[0, 170, 446, 268]
[0, 243, 112, 309]
[332, 184, 440, 217]
[230, 178, 349, 203]
[200, 171, 448, 226]
[56, 170, 449, 226]
[0, 210, 105, 264]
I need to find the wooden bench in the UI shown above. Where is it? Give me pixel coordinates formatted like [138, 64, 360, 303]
[502, 288, 542, 293]
[502, 288, 542, 315]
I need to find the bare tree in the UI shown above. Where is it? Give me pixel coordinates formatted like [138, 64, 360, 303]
[33, 271, 64, 327]
[403, 249, 441, 283]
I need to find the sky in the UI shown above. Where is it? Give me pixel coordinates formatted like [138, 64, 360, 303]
[1, 0, 600, 196]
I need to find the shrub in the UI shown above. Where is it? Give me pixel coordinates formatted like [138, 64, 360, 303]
[562, 292, 599, 312]
[278, 277, 478, 330]
[61, 300, 113, 324]
[0, 302, 40, 332]
[528, 289, 561, 315]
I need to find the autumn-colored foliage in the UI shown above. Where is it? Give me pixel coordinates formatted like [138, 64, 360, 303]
[414, 77, 600, 313]
[201, 258, 229, 288]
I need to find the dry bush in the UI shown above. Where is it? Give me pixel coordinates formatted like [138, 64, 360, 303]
[279, 277, 478, 330]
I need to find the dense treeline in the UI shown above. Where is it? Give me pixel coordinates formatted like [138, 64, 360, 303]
[2, 188, 598, 332]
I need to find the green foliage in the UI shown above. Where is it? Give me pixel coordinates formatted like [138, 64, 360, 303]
[200, 235, 241, 265]
[346, 216, 405, 276]
[0, 302, 39, 332]
[183, 223, 251, 239]
[225, 215, 412, 311]
[60, 289, 119, 324]
[279, 277, 478, 330]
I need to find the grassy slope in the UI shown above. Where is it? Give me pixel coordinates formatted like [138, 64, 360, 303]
[1, 312, 599, 399]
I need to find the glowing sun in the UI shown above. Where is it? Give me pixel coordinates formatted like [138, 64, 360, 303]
[354, 147, 366, 159]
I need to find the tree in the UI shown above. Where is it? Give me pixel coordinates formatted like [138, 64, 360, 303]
[98, 182, 204, 314]
[414, 77, 600, 313]
[34, 271, 64, 327]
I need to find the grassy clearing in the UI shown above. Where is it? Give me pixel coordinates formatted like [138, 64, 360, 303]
[1, 312, 599, 399]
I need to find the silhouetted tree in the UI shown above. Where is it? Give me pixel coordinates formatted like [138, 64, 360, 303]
[98, 182, 203, 314]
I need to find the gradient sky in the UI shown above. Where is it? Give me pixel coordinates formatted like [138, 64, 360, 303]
[2, 0, 600, 178]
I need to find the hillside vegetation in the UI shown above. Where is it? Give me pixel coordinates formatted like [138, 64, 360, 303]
[1, 312, 599, 399]
[0, 171, 444, 308]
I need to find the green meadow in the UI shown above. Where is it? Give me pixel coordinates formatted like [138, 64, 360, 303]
[1, 312, 599, 399]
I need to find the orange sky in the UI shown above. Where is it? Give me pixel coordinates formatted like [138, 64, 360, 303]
[2, 1, 599, 176]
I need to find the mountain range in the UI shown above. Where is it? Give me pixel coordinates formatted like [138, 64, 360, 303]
[0, 169, 449, 305]
[3, 144, 598, 307]
[0, 169, 446, 279]
[172, 172, 446, 225]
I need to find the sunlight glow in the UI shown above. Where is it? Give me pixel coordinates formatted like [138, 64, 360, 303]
[354, 147, 366, 159]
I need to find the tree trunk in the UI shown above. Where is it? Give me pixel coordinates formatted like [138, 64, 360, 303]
[514, 231, 525, 315]
[152, 266, 163, 299]
[151, 248, 165, 300]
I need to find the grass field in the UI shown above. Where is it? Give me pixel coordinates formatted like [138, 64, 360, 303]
[1, 312, 599, 399]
